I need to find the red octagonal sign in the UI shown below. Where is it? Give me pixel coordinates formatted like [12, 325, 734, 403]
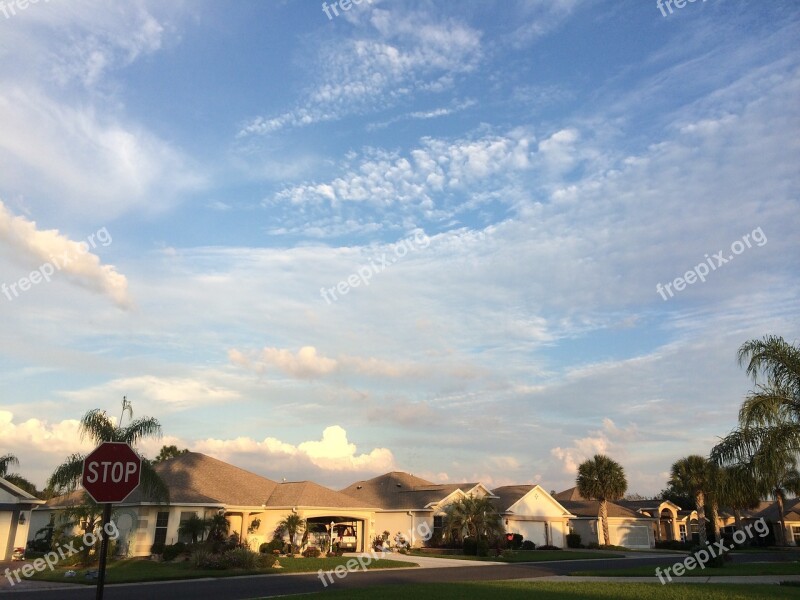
[82, 442, 142, 504]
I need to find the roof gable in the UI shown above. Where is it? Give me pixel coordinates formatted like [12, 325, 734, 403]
[493, 484, 573, 517]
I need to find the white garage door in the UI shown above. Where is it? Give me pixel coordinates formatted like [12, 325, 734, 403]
[615, 525, 650, 548]
[516, 522, 546, 547]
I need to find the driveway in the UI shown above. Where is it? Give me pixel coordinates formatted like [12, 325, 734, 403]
[345, 551, 502, 568]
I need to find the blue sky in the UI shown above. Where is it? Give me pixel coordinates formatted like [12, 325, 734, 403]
[0, 0, 798, 496]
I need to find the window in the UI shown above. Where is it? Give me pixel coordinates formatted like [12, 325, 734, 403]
[793, 526, 800, 545]
[679, 524, 687, 542]
[433, 516, 444, 538]
[153, 511, 170, 548]
[178, 511, 197, 544]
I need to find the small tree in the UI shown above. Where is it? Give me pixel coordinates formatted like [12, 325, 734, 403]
[178, 514, 209, 544]
[277, 513, 305, 554]
[154, 445, 189, 463]
[576, 454, 628, 546]
[669, 455, 711, 546]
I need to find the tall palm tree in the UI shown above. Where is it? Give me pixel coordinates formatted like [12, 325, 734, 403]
[669, 455, 711, 546]
[443, 496, 504, 549]
[277, 513, 305, 554]
[737, 335, 800, 428]
[47, 398, 168, 502]
[0, 453, 19, 478]
[714, 465, 761, 534]
[576, 454, 627, 546]
[712, 424, 800, 545]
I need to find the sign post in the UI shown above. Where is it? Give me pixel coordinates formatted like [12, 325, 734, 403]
[82, 442, 142, 600]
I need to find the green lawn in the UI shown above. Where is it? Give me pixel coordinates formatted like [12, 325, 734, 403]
[573, 562, 800, 577]
[410, 550, 624, 562]
[266, 581, 798, 599]
[23, 556, 414, 585]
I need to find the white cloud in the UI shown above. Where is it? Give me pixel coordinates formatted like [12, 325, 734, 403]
[238, 9, 482, 135]
[0, 201, 130, 308]
[194, 425, 395, 473]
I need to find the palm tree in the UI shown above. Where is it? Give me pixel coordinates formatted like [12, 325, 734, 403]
[712, 424, 800, 545]
[277, 513, 305, 554]
[737, 335, 800, 428]
[443, 496, 504, 551]
[47, 398, 168, 503]
[669, 455, 712, 546]
[178, 514, 209, 544]
[576, 454, 628, 546]
[207, 513, 230, 542]
[0, 453, 19, 478]
[714, 465, 761, 534]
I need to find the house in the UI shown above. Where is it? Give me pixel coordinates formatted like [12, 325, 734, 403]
[31, 453, 377, 557]
[490, 485, 574, 547]
[714, 499, 800, 546]
[553, 487, 657, 548]
[341, 472, 497, 547]
[0, 476, 44, 560]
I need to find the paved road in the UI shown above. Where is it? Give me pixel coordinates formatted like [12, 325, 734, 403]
[3, 552, 795, 599]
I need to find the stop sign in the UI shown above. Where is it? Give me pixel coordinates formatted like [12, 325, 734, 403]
[82, 442, 142, 503]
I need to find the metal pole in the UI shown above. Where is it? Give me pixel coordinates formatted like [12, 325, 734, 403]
[95, 503, 112, 600]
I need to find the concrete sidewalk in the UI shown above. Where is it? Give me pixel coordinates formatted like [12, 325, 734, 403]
[525, 575, 800, 585]
[347, 551, 501, 568]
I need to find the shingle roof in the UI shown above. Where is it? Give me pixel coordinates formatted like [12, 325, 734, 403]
[264, 481, 370, 509]
[560, 499, 650, 519]
[43, 453, 372, 510]
[553, 486, 585, 501]
[341, 472, 483, 510]
[124, 452, 279, 505]
[491, 485, 535, 512]
[0, 476, 45, 504]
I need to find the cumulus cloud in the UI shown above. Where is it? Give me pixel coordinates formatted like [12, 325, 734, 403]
[550, 418, 640, 474]
[194, 425, 395, 473]
[0, 201, 131, 308]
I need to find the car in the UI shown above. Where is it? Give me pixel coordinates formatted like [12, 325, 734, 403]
[11, 547, 25, 560]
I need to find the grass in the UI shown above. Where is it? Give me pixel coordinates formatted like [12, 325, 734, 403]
[263, 580, 799, 599]
[23, 555, 414, 585]
[409, 549, 625, 562]
[572, 562, 800, 577]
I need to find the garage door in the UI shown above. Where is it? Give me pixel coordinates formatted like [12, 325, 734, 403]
[615, 525, 650, 549]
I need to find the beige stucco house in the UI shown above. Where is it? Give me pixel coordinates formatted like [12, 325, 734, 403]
[491, 484, 575, 547]
[0, 476, 44, 560]
[31, 453, 377, 557]
[553, 487, 659, 548]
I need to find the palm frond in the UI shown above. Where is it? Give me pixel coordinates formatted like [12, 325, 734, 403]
[0, 453, 20, 477]
[47, 453, 86, 495]
[119, 417, 162, 446]
[79, 409, 117, 443]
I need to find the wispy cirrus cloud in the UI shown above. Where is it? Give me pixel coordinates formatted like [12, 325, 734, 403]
[237, 9, 482, 136]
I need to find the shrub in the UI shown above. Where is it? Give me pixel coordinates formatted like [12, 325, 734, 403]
[508, 533, 523, 550]
[162, 544, 182, 562]
[476, 538, 489, 557]
[566, 533, 582, 548]
[150, 542, 165, 555]
[655, 540, 693, 551]
[259, 539, 284, 554]
[587, 542, 600, 550]
[538, 544, 560, 550]
[462, 538, 478, 556]
[521, 540, 535, 550]
[192, 548, 225, 570]
[302, 546, 321, 558]
[223, 547, 259, 569]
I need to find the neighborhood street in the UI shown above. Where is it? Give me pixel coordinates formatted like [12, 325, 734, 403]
[4, 553, 795, 600]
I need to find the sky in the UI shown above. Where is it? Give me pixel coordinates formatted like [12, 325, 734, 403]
[0, 0, 798, 497]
